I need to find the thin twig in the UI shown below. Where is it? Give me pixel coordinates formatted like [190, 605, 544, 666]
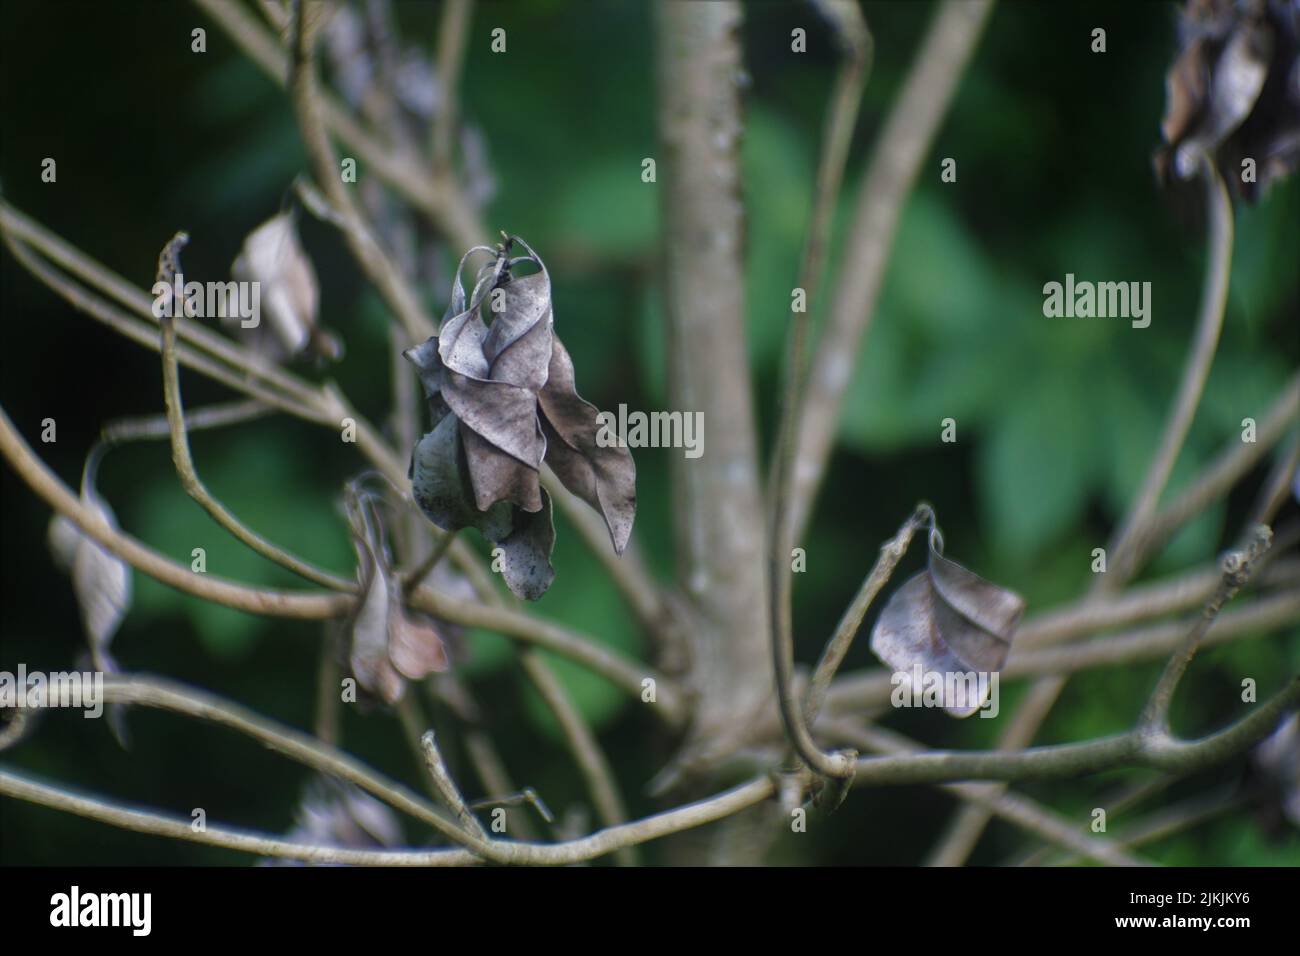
[520, 651, 639, 866]
[1142, 525, 1273, 733]
[788, 0, 994, 541]
[287, 0, 436, 344]
[154, 233, 352, 591]
[825, 720, 1151, 867]
[0, 769, 478, 866]
[425, 675, 542, 842]
[1107, 151, 1236, 584]
[764, 0, 871, 513]
[314, 637, 341, 746]
[100, 400, 273, 445]
[431, 0, 473, 176]
[926, 147, 1239, 866]
[421, 729, 488, 839]
[401, 527, 457, 596]
[804, 504, 930, 725]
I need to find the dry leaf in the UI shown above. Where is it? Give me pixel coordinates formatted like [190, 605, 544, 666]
[46, 449, 132, 745]
[345, 490, 449, 704]
[870, 526, 1025, 717]
[228, 211, 342, 362]
[1156, 0, 1300, 201]
[405, 236, 634, 599]
[1254, 712, 1300, 830]
[262, 777, 403, 865]
[46, 452, 131, 676]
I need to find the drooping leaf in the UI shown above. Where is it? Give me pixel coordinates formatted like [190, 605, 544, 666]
[47, 452, 131, 676]
[1155, 0, 1300, 201]
[871, 524, 1025, 717]
[228, 211, 342, 362]
[405, 237, 634, 599]
[538, 336, 636, 553]
[263, 777, 403, 865]
[344, 490, 449, 704]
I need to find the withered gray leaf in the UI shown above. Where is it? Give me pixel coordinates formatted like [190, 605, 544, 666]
[410, 412, 514, 539]
[1254, 713, 1299, 830]
[538, 337, 636, 553]
[263, 777, 403, 865]
[346, 493, 449, 704]
[47, 459, 131, 676]
[494, 488, 557, 601]
[409, 412, 553, 600]
[1156, 0, 1300, 201]
[405, 236, 633, 598]
[47, 452, 132, 746]
[228, 211, 342, 362]
[870, 530, 1024, 718]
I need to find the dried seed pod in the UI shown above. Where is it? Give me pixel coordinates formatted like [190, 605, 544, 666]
[405, 237, 635, 600]
[870, 524, 1025, 717]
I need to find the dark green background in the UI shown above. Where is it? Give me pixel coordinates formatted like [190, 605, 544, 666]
[1, 0, 1297, 865]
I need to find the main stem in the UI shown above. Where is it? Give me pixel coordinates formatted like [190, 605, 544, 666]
[655, 0, 772, 768]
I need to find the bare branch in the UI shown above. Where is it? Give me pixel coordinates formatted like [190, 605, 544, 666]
[154, 234, 352, 591]
[431, 0, 474, 176]
[824, 720, 1151, 867]
[1107, 152, 1236, 583]
[287, 0, 435, 344]
[656, 0, 771, 769]
[1142, 525, 1273, 732]
[420, 729, 489, 840]
[520, 651, 638, 865]
[788, 0, 994, 541]
[0, 404, 351, 619]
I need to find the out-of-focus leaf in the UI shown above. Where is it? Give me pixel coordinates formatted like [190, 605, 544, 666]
[1254, 712, 1300, 830]
[546, 158, 657, 255]
[263, 777, 403, 865]
[744, 108, 813, 374]
[46, 453, 131, 675]
[228, 211, 342, 363]
[131, 432, 352, 657]
[978, 378, 1100, 559]
[1155, 0, 1300, 200]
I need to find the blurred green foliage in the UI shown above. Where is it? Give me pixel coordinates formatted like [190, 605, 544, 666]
[1, 0, 1296, 865]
